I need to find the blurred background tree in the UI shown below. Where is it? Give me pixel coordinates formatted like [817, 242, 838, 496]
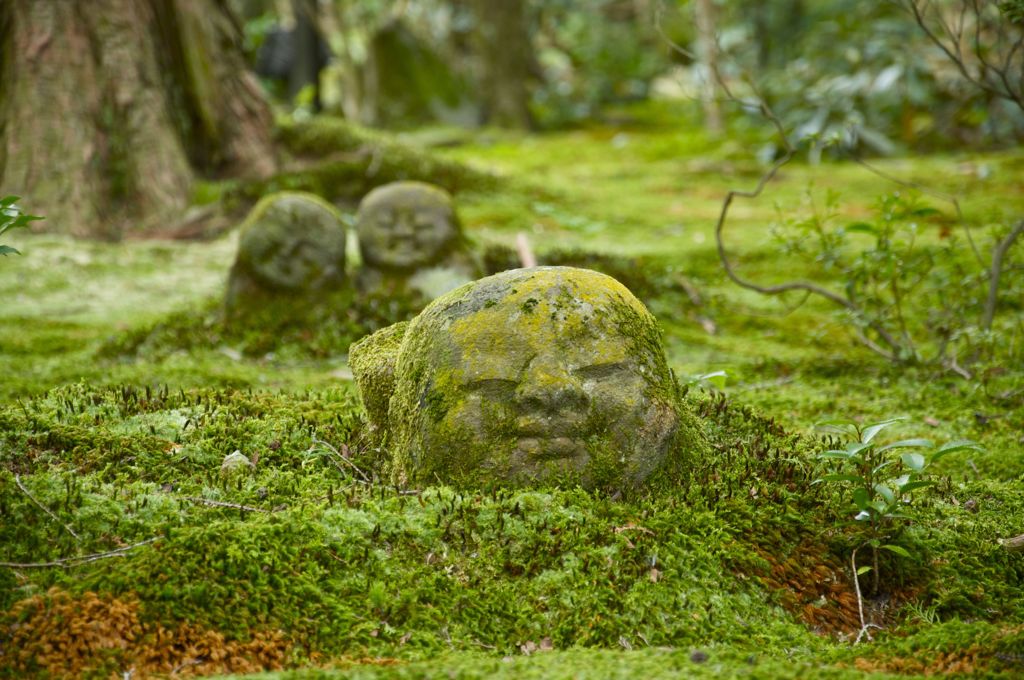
[237, 0, 1022, 146]
[0, 0, 277, 239]
[2, 0, 1021, 238]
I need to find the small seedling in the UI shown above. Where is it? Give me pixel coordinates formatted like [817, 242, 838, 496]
[814, 417, 982, 639]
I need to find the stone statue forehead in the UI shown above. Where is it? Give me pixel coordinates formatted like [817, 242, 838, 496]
[359, 181, 455, 215]
[417, 266, 667, 381]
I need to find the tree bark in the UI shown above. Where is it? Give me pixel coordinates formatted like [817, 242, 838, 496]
[472, 0, 534, 129]
[0, 0, 275, 239]
[694, 0, 723, 135]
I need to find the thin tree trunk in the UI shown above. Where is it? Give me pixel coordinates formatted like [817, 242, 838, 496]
[288, 0, 323, 110]
[0, 0, 275, 239]
[149, 0, 276, 178]
[694, 0, 723, 135]
[472, 0, 534, 129]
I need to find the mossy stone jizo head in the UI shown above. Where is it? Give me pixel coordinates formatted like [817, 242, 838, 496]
[232, 192, 347, 294]
[356, 181, 460, 270]
[378, 266, 706, 491]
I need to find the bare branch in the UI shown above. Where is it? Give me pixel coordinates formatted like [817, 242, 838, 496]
[15, 474, 79, 540]
[183, 497, 269, 513]
[904, 0, 1024, 110]
[982, 220, 1024, 329]
[0, 537, 161, 569]
[310, 434, 372, 484]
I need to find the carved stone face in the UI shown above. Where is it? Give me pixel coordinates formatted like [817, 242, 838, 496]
[387, 267, 691, 490]
[356, 182, 459, 270]
[234, 193, 347, 292]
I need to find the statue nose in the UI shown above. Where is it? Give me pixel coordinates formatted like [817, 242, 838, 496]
[392, 215, 415, 236]
[515, 360, 588, 414]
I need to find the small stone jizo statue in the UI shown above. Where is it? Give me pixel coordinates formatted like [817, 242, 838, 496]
[355, 181, 479, 300]
[226, 192, 347, 315]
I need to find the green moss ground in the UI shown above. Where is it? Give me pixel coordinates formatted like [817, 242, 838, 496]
[1, 101, 1022, 678]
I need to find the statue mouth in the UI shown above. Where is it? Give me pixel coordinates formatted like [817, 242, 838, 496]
[516, 436, 587, 461]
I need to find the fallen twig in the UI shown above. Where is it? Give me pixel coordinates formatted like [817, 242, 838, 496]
[310, 434, 372, 484]
[183, 497, 268, 513]
[1001, 533, 1024, 552]
[516, 232, 536, 268]
[15, 474, 79, 540]
[0, 536, 161, 569]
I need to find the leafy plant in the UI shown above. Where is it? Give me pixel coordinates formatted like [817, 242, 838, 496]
[0, 196, 41, 256]
[814, 417, 982, 594]
[761, 188, 1023, 376]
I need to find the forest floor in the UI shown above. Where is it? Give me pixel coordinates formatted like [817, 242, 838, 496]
[1, 102, 1023, 678]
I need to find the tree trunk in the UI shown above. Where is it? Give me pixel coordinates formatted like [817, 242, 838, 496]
[694, 0, 723, 136]
[0, 0, 275, 239]
[472, 0, 534, 129]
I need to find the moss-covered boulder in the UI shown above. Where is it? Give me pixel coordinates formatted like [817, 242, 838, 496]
[226, 192, 348, 315]
[359, 266, 708, 491]
[349, 320, 409, 434]
[355, 181, 481, 301]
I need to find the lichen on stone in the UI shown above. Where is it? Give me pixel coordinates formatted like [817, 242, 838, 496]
[354, 266, 709, 492]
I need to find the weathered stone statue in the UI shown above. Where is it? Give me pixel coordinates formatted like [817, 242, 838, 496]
[349, 267, 708, 491]
[226, 192, 348, 315]
[355, 181, 480, 301]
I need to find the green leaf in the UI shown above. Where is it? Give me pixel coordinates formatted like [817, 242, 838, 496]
[872, 459, 897, 474]
[853, 487, 870, 509]
[898, 480, 934, 494]
[877, 438, 933, 452]
[694, 370, 727, 389]
[880, 544, 913, 559]
[0, 245, 20, 256]
[900, 452, 926, 472]
[856, 565, 873, 575]
[822, 474, 865, 484]
[862, 418, 905, 444]
[932, 440, 984, 461]
[874, 483, 895, 505]
[869, 499, 890, 514]
[845, 222, 878, 235]
[845, 441, 872, 457]
[814, 419, 858, 436]
[820, 450, 854, 459]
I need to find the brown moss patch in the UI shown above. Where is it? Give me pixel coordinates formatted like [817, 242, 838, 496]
[751, 539, 863, 637]
[0, 588, 291, 678]
[850, 625, 1024, 676]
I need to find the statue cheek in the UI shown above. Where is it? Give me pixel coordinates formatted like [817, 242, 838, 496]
[582, 376, 647, 425]
[441, 394, 516, 445]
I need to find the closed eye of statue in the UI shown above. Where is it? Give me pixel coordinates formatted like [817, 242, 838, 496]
[574, 361, 631, 381]
[466, 378, 518, 398]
